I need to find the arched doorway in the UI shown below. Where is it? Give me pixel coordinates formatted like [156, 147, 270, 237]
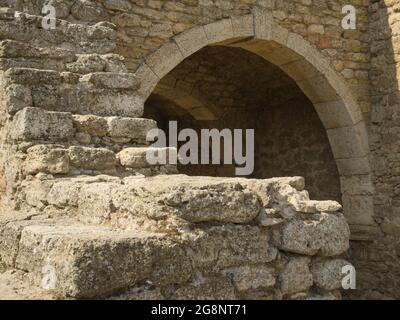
[135, 11, 375, 238]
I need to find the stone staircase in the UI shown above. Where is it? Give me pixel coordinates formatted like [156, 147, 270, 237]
[0, 8, 352, 300]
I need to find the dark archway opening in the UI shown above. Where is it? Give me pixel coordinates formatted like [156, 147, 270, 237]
[144, 46, 341, 201]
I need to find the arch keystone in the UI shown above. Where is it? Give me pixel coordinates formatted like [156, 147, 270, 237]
[203, 19, 234, 44]
[253, 8, 273, 40]
[231, 14, 254, 38]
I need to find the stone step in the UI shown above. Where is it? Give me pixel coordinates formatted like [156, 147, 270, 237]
[4, 174, 351, 299]
[2, 68, 144, 117]
[0, 40, 128, 74]
[0, 217, 191, 298]
[9, 107, 157, 145]
[20, 174, 348, 240]
[10, 107, 75, 142]
[0, 9, 116, 54]
[22, 144, 178, 177]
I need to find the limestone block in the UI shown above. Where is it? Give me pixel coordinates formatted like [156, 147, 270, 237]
[281, 58, 320, 82]
[274, 213, 350, 256]
[81, 72, 139, 89]
[0, 40, 74, 61]
[170, 276, 236, 300]
[203, 19, 234, 44]
[340, 175, 374, 196]
[3, 84, 32, 114]
[271, 23, 289, 45]
[342, 195, 375, 226]
[66, 54, 106, 74]
[112, 176, 262, 224]
[263, 46, 300, 66]
[71, 0, 109, 22]
[24, 145, 69, 175]
[77, 89, 144, 117]
[77, 182, 121, 225]
[279, 256, 313, 295]
[14, 224, 191, 298]
[117, 147, 176, 168]
[253, 8, 273, 40]
[145, 42, 184, 79]
[336, 157, 371, 176]
[68, 146, 117, 170]
[187, 224, 276, 269]
[174, 26, 208, 58]
[314, 100, 357, 130]
[107, 117, 157, 143]
[104, 0, 132, 12]
[297, 75, 340, 104]
[311, 259, 350, 291]
[231, 15, 254, 38]
[4, 68, 61, 85]
[134, 63, 159, 99]
[73, 114, 108, 137]
[222, 265, 276, 292]
[12, 107, 75, 141]
[327, 123, 369, 159]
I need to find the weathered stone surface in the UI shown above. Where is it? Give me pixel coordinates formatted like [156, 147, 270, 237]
[107, 117, 157, 142]
[81, 72, 139, 89]
[24, 145, 69, 175]
[76, 90, 144, 117]
[279, 256, 313, 295]
[68, 146, 116, 170]
[3, 84, 32, 114]
[112, 176, 262, 224]
[11, 108, 75, 141]
[14, 224, 191, 298]
[222, 265, 276, 292]
[311, 259, 350, 291]
[73, 114, 108, 137]
[0, 0, 384, 299]
[274, 213, 350, 256]
[4, 68, 61, 85]
[117, 147, 174, 168]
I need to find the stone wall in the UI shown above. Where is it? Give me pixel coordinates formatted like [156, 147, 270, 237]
[0, 0, 398, 300]
[1, 175, 350, 299]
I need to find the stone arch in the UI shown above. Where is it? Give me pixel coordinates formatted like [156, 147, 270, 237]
[135, 9, 375, 238]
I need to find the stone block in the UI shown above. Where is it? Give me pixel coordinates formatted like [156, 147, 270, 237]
[107, 117, 157, 143]
[203, 19, 234, 44]
[274, 212, 350, 256]
[327, 123, 369, 159]
[24, 145, 69, 175]
[279, 256, 313, 295]
[12, 107, 75, 141]
[253, 8, 273, 40]
[68, 146, 117, 170]
[145, 42, 184, 79]
[174, 26, 208, 58]
[73, 114, 108, 137]
[4, 67, 61, 85]
[311, 259, 351, 291]
[231, 15, 254, 38]
[14, 224, 190, 298]
[222, 265, 275, 292]
[81, 72, 139, 89]
[77, 90, 144, 117]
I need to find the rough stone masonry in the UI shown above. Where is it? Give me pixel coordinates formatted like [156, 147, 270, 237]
[0, 0, 397, 300]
